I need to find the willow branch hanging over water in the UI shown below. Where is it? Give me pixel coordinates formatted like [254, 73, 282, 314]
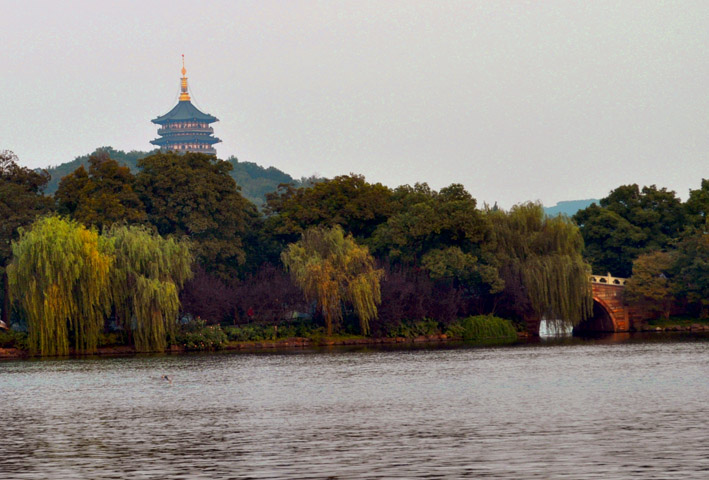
[107, 225, 193, 352]
[489, 203, 592, 330]
[7, 216, 113, 356]
[282, 225, 383, 335]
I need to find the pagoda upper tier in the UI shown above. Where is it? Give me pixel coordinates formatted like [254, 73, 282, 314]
[151, 56, 221, 156]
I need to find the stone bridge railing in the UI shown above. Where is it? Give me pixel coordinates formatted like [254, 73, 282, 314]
[589, 273, 627, 287]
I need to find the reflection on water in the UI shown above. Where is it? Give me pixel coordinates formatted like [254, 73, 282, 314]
[1, 334, 708, 479]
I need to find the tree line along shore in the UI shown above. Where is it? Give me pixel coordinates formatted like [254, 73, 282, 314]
[1, 148, 708, 357]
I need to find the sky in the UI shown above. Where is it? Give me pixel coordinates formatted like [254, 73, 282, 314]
[1, 1, 708, 208]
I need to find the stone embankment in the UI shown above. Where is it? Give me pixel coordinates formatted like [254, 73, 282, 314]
[636, 323, 709, 332]
[223, 334, 451, 350]
[0, 335, 455, 360]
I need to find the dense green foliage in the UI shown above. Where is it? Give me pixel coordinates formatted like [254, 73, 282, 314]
[55, 152, 146, 229]
[225, 156, 318, 208]
[489, 203, 592, 331]
[446, 315, 517, 342]
[625, 251, 675, 319]
[175, 318, 228, 351]
[386, 318, 441, 339]
[44, 147, 151, 195]
[45, 147, 311, 207]
[8, 216, 113, 355]
[108, 225, 193, 352]
[574, 184, 685, 277]
[572, 179, 709, 319]
[371, 183, 486, 263]
[135, 151, 256, 280]
[5, 147, 709, 355]
[672, 231, 709, 316]
[0, 151, 53, 326]
[223, 322, 324, 342]
[7, 217, 192, 355]
[0, 329, 29, 350]
[265, 174, 393, 244]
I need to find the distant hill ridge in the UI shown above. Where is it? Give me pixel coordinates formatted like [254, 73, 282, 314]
[43, 147, 308, 207]
[543, 199, 598, 217]
[45, 148, 596, 215]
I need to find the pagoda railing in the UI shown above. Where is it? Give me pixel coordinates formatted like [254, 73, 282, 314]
[161, 145, 217, 155]
[158, 126, 214, 135]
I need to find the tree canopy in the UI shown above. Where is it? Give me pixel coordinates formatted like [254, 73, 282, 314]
[574, 184, 685, 276]
[8, 216, 113, 355]
[55, 151, 146, 230]
[108, 224, 193, 352]
[7, 218, 193, 354]
[490, 203, 592, 330]
[265, 174, 393, 243]
[370, 183, 488, 263]
[135, 151, 257, 280]
[0, 151, 53, 326]
[625, 251, 675, 319]
[282, 225, 383, 335]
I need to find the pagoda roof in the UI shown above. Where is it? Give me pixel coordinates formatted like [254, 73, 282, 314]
[150, 134, 222, 146]
[152, 100, 218, 125]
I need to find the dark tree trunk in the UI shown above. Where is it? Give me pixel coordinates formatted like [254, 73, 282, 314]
[525, 314, 541, 337]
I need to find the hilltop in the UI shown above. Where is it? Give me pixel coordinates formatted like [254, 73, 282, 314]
[43, 147, 306, 207]
[44, 148, 597, 215]
[543, 199, 598, 217]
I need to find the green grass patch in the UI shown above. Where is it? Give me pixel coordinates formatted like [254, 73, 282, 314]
[648, 316, 709, 327]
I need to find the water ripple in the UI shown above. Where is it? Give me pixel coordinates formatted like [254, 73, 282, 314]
[1, 337, 708, 478]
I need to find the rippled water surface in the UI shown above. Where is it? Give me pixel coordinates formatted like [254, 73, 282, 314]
[2, 335, 709, 479]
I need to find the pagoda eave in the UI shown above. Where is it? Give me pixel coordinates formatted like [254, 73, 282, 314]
[150, 137, 222, 146]
[151, 100, 218, 124]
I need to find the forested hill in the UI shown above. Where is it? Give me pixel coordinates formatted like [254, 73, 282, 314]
[45, 148, 594, 213]
[43, 147, 303, 207]
[44, 147, 151, 194]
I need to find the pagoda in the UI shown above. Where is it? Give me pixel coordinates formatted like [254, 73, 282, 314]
[151, 56, 221, 155]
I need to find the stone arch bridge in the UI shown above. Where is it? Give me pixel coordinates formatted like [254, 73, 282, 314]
[530, 274, 644, 335]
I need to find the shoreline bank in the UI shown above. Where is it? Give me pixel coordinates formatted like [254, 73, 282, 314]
[0, 334, 459, 360]
[2, 328, 709, 361]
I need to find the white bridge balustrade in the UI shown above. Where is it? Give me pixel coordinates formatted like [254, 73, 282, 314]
[589, 273, 627, 286]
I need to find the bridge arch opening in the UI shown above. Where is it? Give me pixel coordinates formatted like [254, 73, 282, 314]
[573, 298, 618, 334]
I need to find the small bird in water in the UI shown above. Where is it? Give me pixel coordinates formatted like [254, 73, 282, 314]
[161, 375, 173, 384]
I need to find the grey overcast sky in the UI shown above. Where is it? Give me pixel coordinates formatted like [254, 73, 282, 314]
[1, 1, 707, 208]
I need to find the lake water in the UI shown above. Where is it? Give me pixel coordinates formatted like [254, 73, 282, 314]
[1, 334, 708, 479]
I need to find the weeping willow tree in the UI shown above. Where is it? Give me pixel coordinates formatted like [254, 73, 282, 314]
[489, 203, 592, 332]
[107, 225, 192, 352]
[282, 225, 383, 335]
[7, 216, 113, 355]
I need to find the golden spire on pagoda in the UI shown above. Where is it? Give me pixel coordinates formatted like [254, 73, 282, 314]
[179, 54, 191, 102]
